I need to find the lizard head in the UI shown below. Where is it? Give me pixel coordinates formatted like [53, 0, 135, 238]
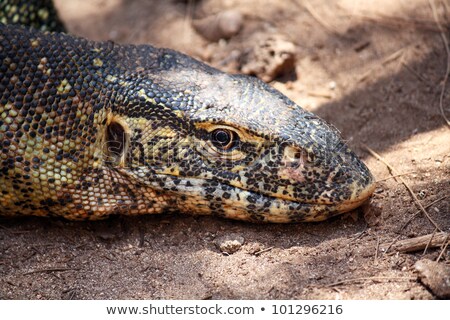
[107, 49, 376, 222]
[0, 27, 374, 221]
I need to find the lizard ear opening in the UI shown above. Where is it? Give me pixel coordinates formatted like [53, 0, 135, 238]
[105, 116, 130, 167]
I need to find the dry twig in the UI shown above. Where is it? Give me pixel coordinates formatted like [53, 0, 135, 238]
[307, 90, 333, 99]
[382, 232, 449, 253]
[423, 228, 438, 255]
[376, 171, 416, 182]
[23, 267, 80, 275]
[324, 276, 416, 287]
[384, 234, 404, 254]
[254, 246, 274, 256]
[436, 233, 450, 262]
[374, 236, 380, 262]
[401, 61, 430, 84]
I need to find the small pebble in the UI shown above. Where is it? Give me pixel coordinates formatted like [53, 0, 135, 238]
[328, 81, 336, 90]
[192, 10, 243, 42]
[214, 233, 245, 254]
[417, 190, 427, 199]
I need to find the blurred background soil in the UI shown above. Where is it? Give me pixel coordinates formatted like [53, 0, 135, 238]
[0, 0, 449, 299]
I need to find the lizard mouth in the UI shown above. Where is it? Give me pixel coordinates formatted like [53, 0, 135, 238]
[125, 167, 376, 223]
[151, 173, 377, 223]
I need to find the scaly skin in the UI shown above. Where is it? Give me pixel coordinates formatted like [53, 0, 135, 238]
[0, 0, 64, 32]
[0, 3, 375, 222]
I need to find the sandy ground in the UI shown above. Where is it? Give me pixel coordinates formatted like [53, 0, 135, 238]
[0, 0, 449, 299]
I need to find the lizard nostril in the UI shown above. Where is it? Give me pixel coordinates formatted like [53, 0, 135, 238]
[278, 145, 310, 182]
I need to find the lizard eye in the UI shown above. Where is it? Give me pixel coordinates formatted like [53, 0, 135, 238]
[210, 129, 239, 151]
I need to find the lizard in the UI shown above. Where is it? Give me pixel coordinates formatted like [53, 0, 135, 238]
[0, 0, 375, 222]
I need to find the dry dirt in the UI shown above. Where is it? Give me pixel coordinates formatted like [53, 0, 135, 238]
[1, 0, 449, 299]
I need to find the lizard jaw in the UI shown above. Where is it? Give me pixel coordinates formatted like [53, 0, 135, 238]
[137, 173, 377, 223]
